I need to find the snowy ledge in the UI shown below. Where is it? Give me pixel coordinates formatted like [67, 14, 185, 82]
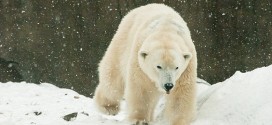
[0, 65, 272, 125]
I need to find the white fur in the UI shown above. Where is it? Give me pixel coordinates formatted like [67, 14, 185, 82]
[94, 4, 197, 125]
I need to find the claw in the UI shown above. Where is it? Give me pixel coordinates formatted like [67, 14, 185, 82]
[133, 121, 148, 125]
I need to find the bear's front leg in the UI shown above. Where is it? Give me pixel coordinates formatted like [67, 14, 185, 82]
[125, 80, 159, 125]
[164, 84, 196, 125]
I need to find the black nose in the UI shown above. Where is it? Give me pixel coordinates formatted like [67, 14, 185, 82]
[164, 83, 174, 92]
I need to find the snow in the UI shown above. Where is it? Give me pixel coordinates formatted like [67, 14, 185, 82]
[194, 65, 272, 125]
[0, 65, 272, 125]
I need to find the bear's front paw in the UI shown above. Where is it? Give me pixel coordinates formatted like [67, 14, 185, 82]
[133, 121, 149, 125]
[102, 104, 120, 115]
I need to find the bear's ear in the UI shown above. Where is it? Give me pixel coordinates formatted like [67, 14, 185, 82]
[183, 52, 192, 60]
[140, 51, 148, 59]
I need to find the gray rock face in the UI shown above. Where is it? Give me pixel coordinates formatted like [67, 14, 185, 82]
[1, 1, 272, 96]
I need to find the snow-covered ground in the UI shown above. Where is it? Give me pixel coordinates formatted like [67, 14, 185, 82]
[0, 65, 272, 125]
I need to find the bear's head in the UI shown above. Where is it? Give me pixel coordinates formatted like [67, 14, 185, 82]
[138, 33, 192, 94]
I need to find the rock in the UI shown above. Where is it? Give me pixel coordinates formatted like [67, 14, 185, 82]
[63, 112, 78, 121]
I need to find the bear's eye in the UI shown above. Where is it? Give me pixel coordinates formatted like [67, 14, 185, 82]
[175, 67, 179, 70]
[157, 66, 162, 69]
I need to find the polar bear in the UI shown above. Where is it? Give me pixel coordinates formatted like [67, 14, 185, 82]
[94, 3, 197, 125]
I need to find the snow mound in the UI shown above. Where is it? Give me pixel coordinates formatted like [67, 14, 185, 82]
[0, 65, 272, 125]
[0, 82, 95, 125]
[194, 65, 272, 125]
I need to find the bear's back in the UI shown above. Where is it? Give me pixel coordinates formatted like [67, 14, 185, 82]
[113, 3, 186, 49]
